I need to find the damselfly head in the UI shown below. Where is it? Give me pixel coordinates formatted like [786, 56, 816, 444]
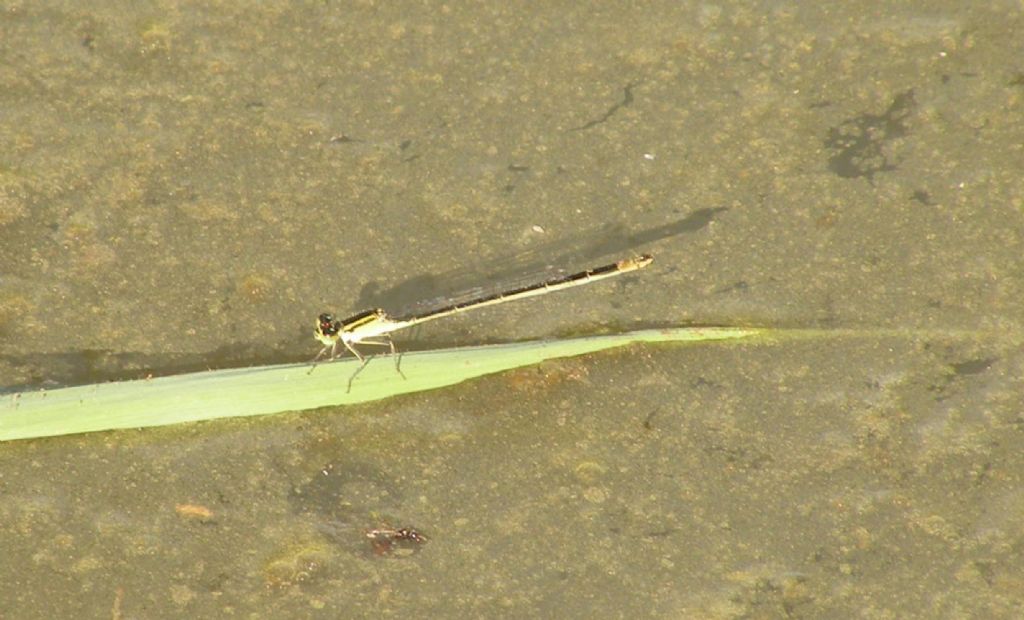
[316, 313, 341, 340]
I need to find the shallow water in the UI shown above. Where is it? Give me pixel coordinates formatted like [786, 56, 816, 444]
[1, 2, 1022, 618]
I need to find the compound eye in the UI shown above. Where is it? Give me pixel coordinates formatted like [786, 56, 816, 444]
[317, 314, 340, 336]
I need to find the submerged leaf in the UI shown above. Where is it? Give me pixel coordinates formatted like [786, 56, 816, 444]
[1, 327, 763, 441]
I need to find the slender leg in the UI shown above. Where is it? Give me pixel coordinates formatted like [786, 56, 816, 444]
[342, 339, 366, 363]
[307, 341, 338, 375]
[311, 338, 404, 391]
[388, 335, 407, 380]
[351, 338, 406, 380]
[346, 356, 372, 393]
